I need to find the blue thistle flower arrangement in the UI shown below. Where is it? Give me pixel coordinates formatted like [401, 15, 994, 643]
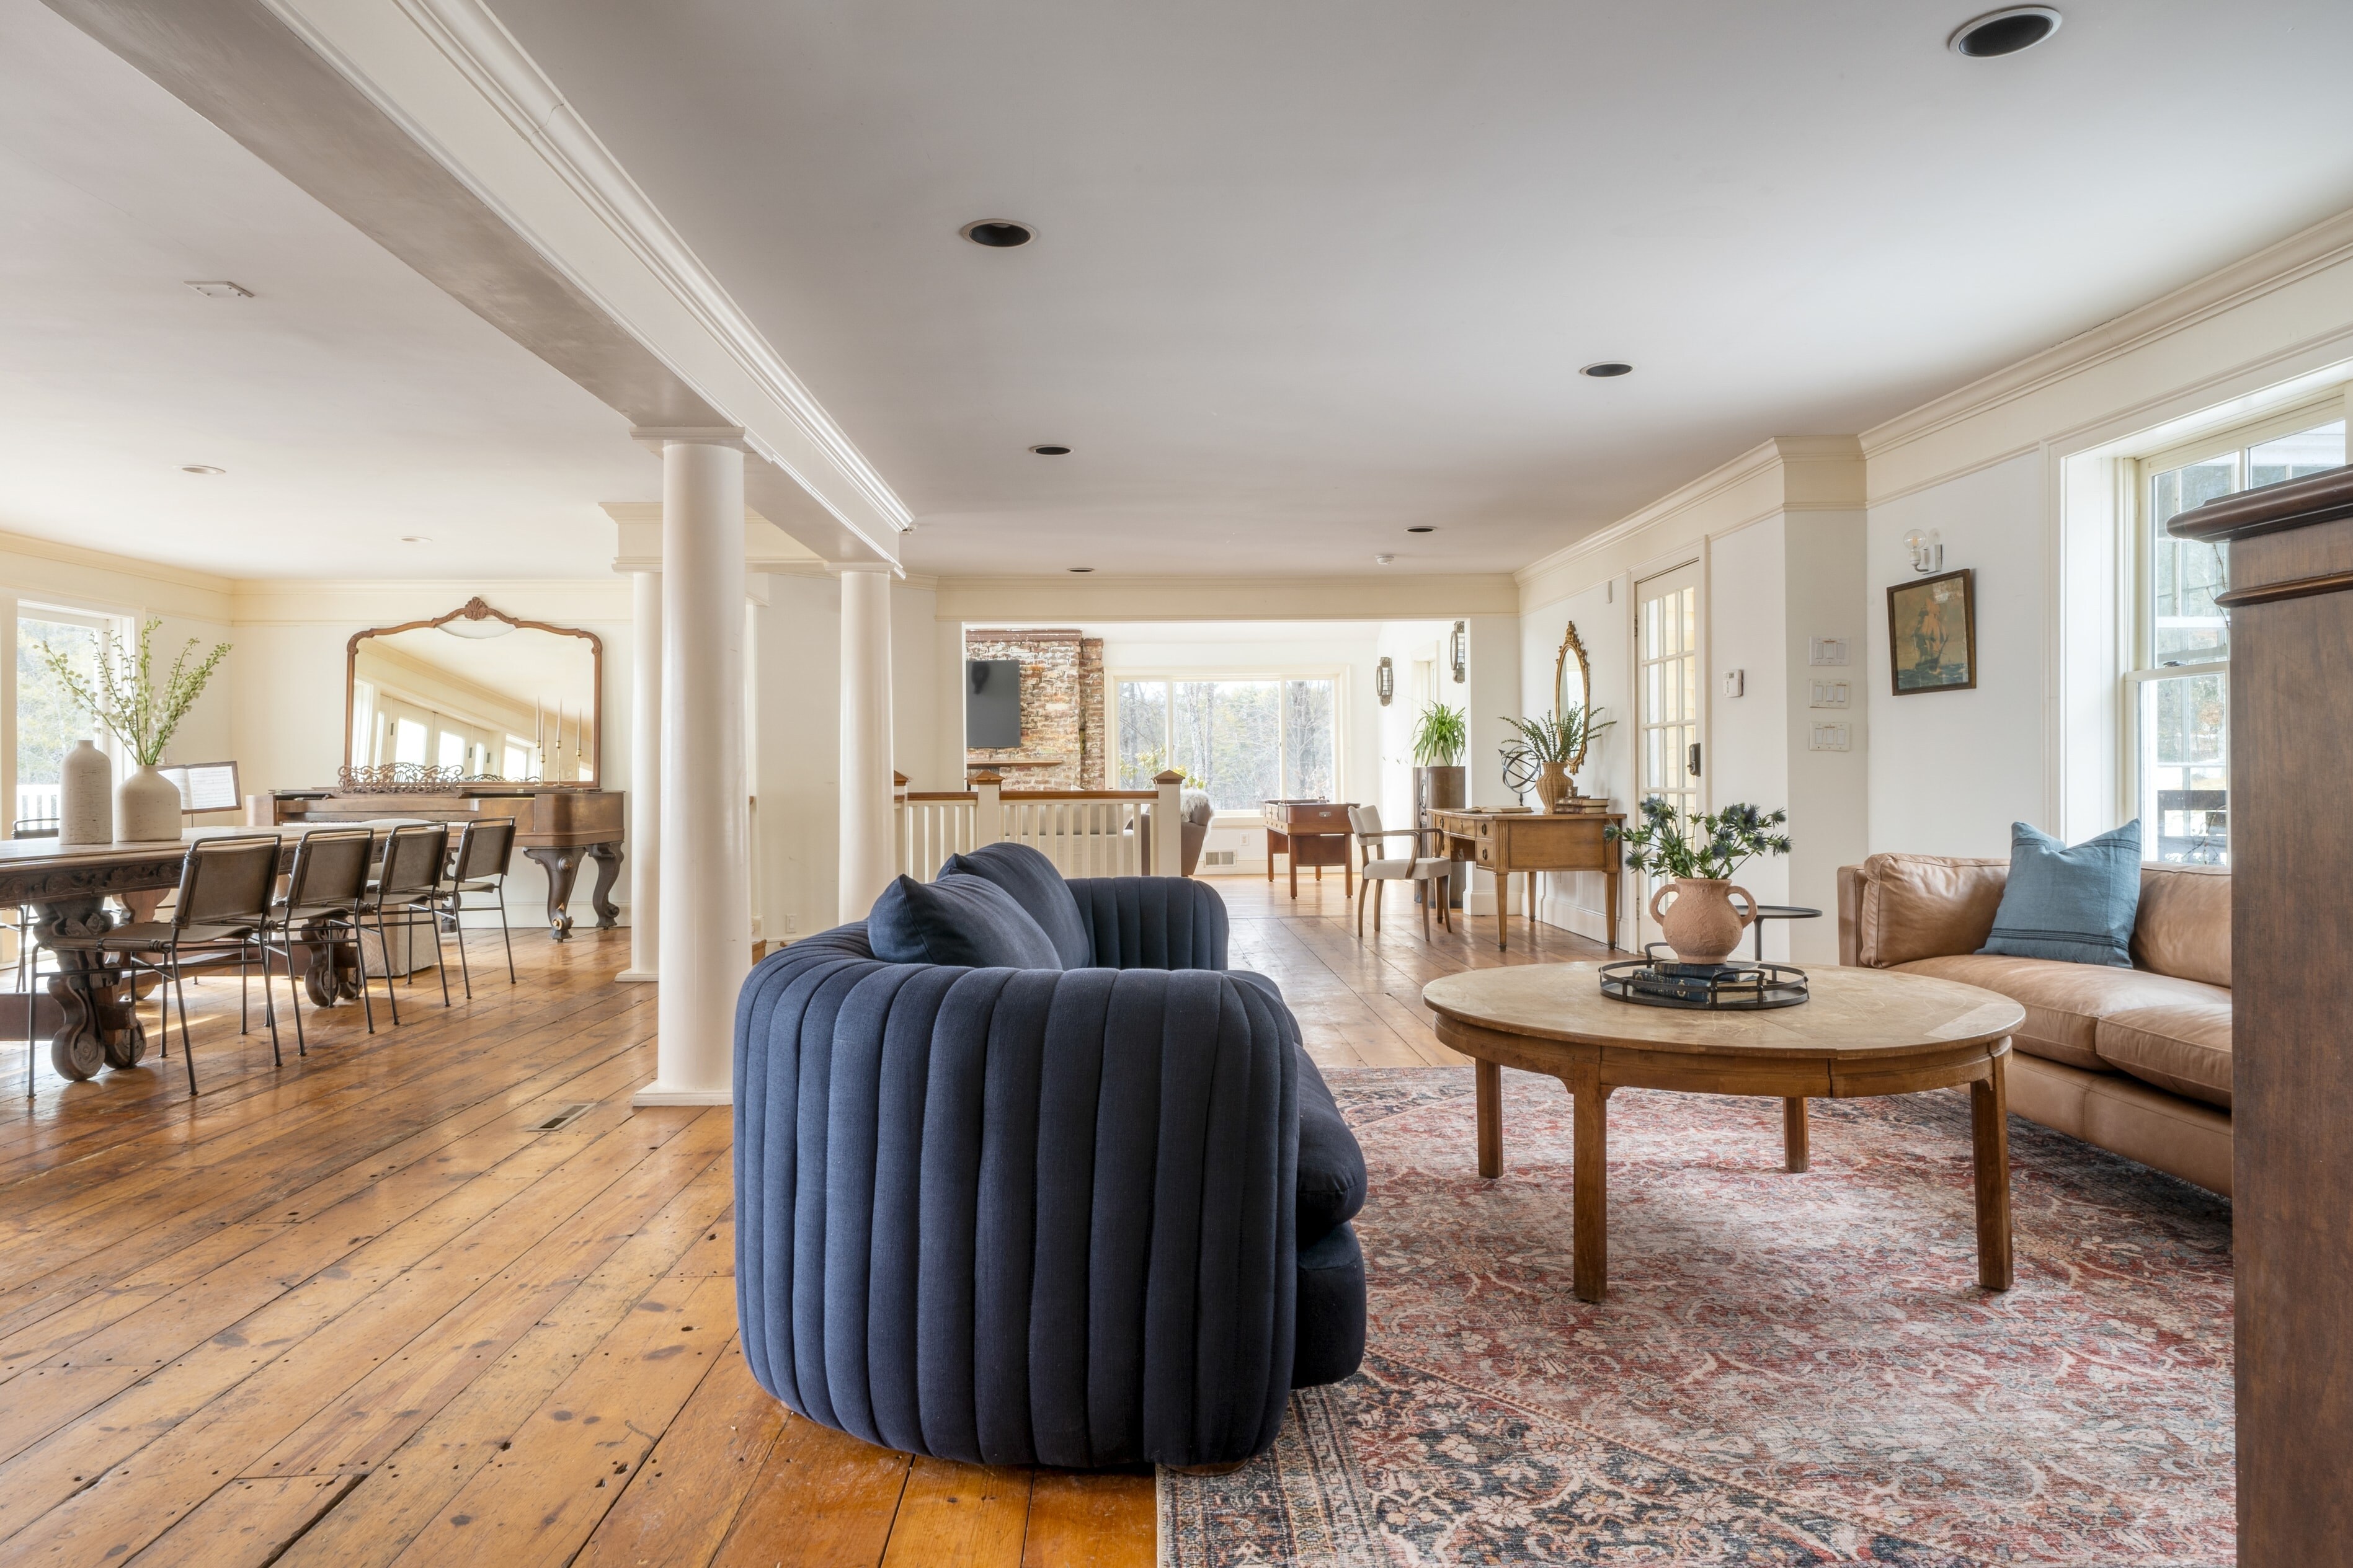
[1605, 798, 1791, 880]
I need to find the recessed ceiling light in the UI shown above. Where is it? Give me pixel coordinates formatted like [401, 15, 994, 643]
[1030, 445, 1071, 456]
[184, 280, 253, 299]
[179, 464, 225, 476]
[1374, 554, 1396, 566]
[1581, 361, 1634, 378]
[1407, 526, 1436, 534]
[962, 221, 1034, 248]
[1949, 6, 2060, 56]
[1067, 566, 1094, 574]
[400, 536, 431, 544]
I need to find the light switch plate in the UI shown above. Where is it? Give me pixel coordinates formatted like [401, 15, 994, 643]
[1808, 637, 1850, 666]
[1808, 680, 1851, 709]
[1808, 722, 1852, 752]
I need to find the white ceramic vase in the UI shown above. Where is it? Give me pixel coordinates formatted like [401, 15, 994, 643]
[60, 740, 113, 846]
[118, 764, 183, 843]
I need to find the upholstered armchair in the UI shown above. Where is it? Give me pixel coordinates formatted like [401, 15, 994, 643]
[733, 849, 1367, 1470]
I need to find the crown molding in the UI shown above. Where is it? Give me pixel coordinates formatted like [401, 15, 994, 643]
[1512, 436, 1862, 609]
[0, 526, 236, 602]
[1859, 206, 2353, 474]
[228, 577, 633, 625]
[932, 573, 1520, 622]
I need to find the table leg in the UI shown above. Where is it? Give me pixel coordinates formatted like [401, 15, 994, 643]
[33, 896, 147, 1078]
[1782, 1097, 1809, 1172]
[1343, 849, 1353, 900]
[1970, 1052, 2014, 1291]
[1571, 1074, 1611, 1302]
[1288, 844, 1299, 900]
[1475, 1058, 1501, 1178]
[587, 842, 624, 928]
[524, 846, 587, 941]
[1495, 868, 1508, 952]
[1606, 865, 1619, 952]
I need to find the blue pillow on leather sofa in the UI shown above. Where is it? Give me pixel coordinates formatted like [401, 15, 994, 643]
[867, 871, 1062, 969]
[1979, 820, 2143, 967]
[734, 870, 1366, 1469]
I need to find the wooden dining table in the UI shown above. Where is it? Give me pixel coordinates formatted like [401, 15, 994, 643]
[3, 823, 426, 1083]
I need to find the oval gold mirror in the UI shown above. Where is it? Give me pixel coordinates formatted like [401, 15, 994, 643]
[1555, 621, 1593, 774]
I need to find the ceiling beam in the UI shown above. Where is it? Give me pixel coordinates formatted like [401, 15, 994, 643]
[44, 0, 907, 567]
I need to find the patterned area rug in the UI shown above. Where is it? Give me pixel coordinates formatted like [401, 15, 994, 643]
[1160, 1067, 2233, 1566]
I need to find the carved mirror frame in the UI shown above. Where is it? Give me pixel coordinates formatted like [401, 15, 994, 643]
[1554, 620, 1595, 774]
[344, 597, 605, 785]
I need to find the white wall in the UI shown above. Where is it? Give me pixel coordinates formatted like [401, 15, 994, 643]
[1864, 456, 2046, 856]
[1706, 518, 1793, 952]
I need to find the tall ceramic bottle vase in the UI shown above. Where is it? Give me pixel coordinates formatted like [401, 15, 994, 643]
[59, 740, 113, 846]
[118, 765, 183, 843]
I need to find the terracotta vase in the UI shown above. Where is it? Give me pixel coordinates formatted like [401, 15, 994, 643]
[118, 764, 184, 843]
[1532, 760, 1572, 814]
[1648, 877, 1756, 966]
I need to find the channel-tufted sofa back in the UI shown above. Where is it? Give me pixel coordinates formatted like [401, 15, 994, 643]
[732, 915, 1309, 1468]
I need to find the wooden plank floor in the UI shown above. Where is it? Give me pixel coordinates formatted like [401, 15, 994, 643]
[0, 876, 1601, 1567]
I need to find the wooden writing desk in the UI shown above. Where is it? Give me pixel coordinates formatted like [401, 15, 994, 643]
[1261, 799, 1355, 899]
[1427, 808, 1623, 952]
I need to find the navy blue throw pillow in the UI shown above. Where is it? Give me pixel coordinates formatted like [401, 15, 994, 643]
[1978, 820, 2143, 967]
[937, 841, 1093, 969]
[867, 873, 1063, 970]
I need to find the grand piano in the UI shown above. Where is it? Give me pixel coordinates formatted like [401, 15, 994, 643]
[269, 781, 624, 938]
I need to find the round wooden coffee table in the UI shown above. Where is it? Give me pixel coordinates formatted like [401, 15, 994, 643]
[1422, 962, 2027, 1303]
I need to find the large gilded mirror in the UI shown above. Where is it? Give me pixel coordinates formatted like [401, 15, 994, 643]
[345, 598, 602, 784]
[1555, 621, 1594, 773]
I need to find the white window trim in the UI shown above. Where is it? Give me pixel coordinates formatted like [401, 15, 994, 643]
[2120, 391, 2347, 856]
[1106, 665, 1351, 821]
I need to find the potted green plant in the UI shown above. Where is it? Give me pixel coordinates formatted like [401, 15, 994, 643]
[1605, 799, 1791, 964]
[33, 619, 231, 843]
[1410, 703, 1466, 768]
[1498, 706, 1613, 813]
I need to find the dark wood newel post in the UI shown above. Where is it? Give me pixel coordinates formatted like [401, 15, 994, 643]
[2171, 460, 2353, 1568]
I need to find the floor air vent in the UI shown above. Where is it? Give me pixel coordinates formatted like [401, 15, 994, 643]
[527, 1102, 597, 1133]
[1203, 849, 1237, 867]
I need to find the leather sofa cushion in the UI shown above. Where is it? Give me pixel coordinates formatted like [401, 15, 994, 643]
[865, 872, 1063, 970]
[938, 841, 1095, 969]
[1853, 854, 2008, 967]
[1891, 954, 2228, 1073]
[2131, 865, 2231, 988]
[2096, 999, 2234, 1109]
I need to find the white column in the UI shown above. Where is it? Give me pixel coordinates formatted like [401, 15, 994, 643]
[636, 434, 749, 1106]
[838, 565, 896, 922]
[617, 569, 661, 983]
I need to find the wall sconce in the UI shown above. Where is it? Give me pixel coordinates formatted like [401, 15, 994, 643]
[1449, 621, 1467, 684]
[1376, 656, 1395, 706]
[1903, 528, 1944, 573]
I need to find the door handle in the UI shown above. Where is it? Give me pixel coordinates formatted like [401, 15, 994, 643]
[1688, 742, 1702, 778]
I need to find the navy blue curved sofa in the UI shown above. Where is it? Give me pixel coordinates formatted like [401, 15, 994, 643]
[734, 849, 1367, 1469]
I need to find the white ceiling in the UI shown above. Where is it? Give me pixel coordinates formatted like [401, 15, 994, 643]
[0, 0, 656, 581]
[483, 0, 2353, 577]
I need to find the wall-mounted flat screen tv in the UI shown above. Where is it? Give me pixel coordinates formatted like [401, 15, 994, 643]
[966, 658, 1022, 749]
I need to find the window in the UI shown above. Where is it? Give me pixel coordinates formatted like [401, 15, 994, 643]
[1114, 676, 1338, 812]
[2132, 405, 2346, 864]
[394, 717, 429, 767]
[437, 730, 468, 770]
[15, 605, 117, 831]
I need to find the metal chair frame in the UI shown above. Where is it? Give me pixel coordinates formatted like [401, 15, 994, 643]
[440, 818, 518, 998]
[360, 823, 451, 1025]
[97, 835, 283, 1096]
[263, 827, 378, 1053]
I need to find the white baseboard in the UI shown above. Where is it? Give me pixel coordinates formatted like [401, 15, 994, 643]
[613, 968, 658, 984]
[631, 1085, 732, 1107]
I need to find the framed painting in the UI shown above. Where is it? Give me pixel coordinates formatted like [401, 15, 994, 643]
[1887, 568, 1977, 694]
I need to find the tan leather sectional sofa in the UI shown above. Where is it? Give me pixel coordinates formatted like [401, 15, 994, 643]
[1837, 854, 2232, 1196]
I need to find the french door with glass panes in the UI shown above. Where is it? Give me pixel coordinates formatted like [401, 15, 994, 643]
[1634, 564, 1702, 942]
